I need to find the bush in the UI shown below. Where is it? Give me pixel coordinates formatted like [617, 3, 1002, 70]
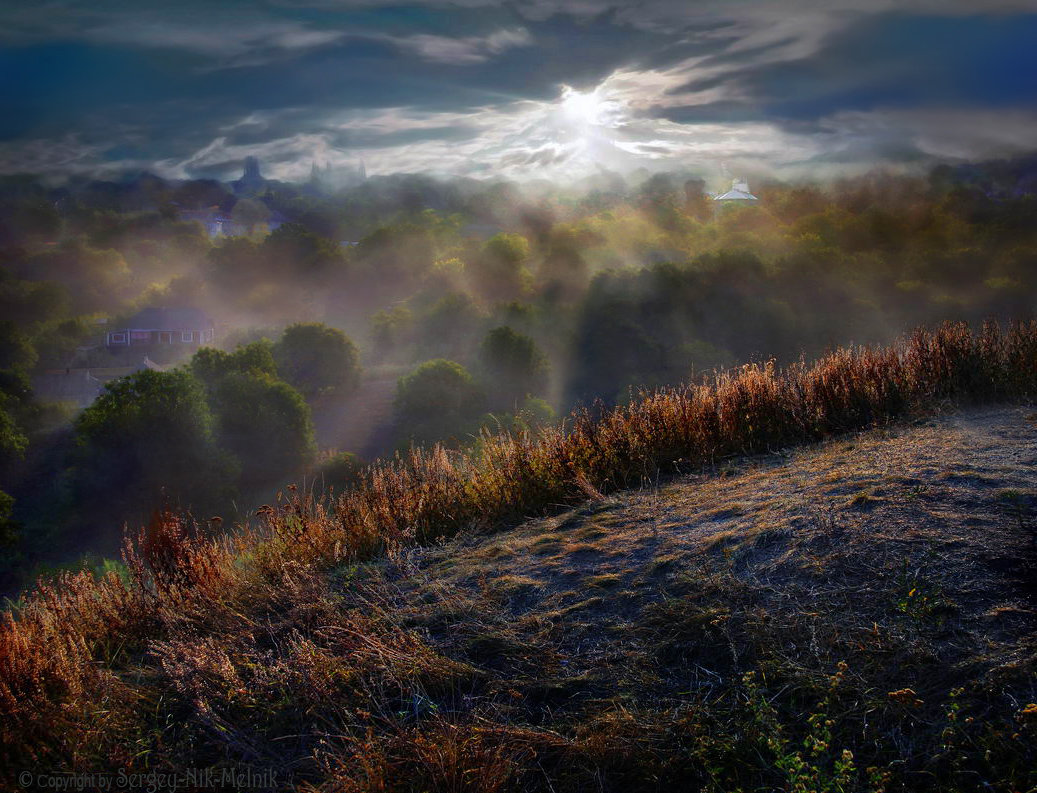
[314, 451, 364, 493]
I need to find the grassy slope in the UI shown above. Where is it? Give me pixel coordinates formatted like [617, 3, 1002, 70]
[3, 323, 1037, 791]
[374, 407, 1037, 790]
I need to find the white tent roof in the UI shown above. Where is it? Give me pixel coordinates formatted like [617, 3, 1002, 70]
[714, 178, 758, 201]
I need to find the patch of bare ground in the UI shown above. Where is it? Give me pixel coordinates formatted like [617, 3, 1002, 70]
[334, 406, 1037, 790]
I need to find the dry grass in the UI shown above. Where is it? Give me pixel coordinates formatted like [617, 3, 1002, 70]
[3, 320, 1037, 789]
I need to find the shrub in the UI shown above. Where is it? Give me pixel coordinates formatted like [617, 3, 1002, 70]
[314, 451, 364, 493]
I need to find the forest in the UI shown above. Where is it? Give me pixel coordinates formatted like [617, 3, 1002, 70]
[1, 156, 1036, 592]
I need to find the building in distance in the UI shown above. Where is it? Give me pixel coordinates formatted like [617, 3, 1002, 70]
[105, 307, 215, 348]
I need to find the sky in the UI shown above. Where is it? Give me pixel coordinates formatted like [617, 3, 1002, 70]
[1, 0, 1037, 184]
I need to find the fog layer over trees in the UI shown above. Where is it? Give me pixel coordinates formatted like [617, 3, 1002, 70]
[1, 156, 1036, 589]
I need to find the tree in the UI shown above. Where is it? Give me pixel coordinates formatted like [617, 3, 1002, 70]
[74, 369, 234, 514]
[0, 490, 18, 548]
[371, 305, 414, 354]
[275, 323, 361, 399]
[0, 401, 27, 470]
[263, 223, 344, 276]
[394, 359, 484, 446]
[209, 371, 316, 488]
[27, 240, 131, 313]
[478, 326, 549, 409]
[191, 340, 278, 389]
[0, 321, 36, 373]
[231, 198, 271, 235]
[208, 236, 261, 291]
[472, 233, 532, 301]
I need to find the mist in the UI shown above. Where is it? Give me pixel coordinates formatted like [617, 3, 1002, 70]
[1, 151, 1036, 590]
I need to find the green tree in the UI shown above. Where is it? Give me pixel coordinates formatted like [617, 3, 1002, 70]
[74, 369, 233, 513]
[395, 359, 484, 446]
[0, 490, 18, 548]
[275, 323, 361, 399]
[191, 340, 278, 389]
[472, 233, 532, 301]
[0, 321, 37, 372]
[0, 400, 28, 469]
[209, 371, 316, 488]
[478, 326, 549, 410]
[208, 236, 261, 292]
[230, 198, 271, 235]
[371, 305, 414, 353]
[263, 223, 344, 276]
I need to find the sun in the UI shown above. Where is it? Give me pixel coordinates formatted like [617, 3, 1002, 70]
[560, 86, 605, 126]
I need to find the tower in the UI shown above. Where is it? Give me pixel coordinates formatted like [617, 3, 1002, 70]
[233, 155, 268, 195]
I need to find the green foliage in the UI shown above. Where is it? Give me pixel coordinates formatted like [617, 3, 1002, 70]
[0, 402, 28, 466]
[191, 339, 278, 388]
[0, 321, 37, 372]
[395, 359, 484, 445]
[478, 325, 550, 409]
[209, 371, 316, 487]
[33, 318, 92, 366]
[371, 305, 414, 353]
[26, 240, 131, 313]
[230, 198, 271, 234]
[0, 489, 19, 547]
[0, 270, 68, 328]
[472, 233, 532, 300]
[315, 451, 364, 492]
[275, 323, 361, 399]
[744, 666, 859, 793]
[263, 222, 344, 275]
[190, 340, 314, 486]
[73, 368, 234, 511]
[207, 236, 261, 291]
[415, 292, 485, 359]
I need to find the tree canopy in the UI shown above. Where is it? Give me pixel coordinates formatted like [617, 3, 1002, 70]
[275, 323, 361, 399]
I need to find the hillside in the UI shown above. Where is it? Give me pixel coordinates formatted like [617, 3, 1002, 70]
[321, 406, 1037, 791]
[4, 325, 1037, 791]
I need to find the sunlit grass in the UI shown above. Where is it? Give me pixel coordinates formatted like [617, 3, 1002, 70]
[3, 319, 1037, 787]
